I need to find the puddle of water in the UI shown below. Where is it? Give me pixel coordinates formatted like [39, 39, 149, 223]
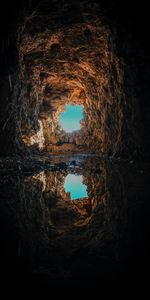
[64, 174, 88, 200]
[59, 105, 83, 132]
[1, 156, 149, 286]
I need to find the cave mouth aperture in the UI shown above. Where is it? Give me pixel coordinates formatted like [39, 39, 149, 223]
[64, 174, 88, 200]
[59, 105, 84, 133]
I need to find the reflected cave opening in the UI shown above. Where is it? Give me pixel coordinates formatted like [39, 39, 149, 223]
[59, 104, 84, 133]
[64, 173, 88, 200]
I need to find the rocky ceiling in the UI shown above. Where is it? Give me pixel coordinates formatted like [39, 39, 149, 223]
[19, 2, 125, 155]
[1, 0, 149, 158]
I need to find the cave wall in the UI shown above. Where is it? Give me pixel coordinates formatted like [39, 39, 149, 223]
[18, 2, 126, 155]
[0, 0, 149, 158]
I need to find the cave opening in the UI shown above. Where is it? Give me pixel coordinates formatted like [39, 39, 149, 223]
[59, 104, 84, 133]
[64, 174, 88, 200]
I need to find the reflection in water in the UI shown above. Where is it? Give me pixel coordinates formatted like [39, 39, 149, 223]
[32, 171, 46, 191]
[0, 157, 126, 282]
[14, 157, 127, 280]
[64, 174, 88, 200]
[0, 155, 149, 287]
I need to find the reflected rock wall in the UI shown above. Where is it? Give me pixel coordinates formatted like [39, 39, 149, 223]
[16, 158, 127, 278]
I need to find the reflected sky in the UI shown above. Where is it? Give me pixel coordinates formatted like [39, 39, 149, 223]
[59, 105, 83, 132]
[64, 174, 88, 200]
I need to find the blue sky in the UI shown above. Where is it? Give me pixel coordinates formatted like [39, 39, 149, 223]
[59, 105, 83, 133]
[64, 174, 88, 200]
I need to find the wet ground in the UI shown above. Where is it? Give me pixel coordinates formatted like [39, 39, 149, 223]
[0, 154, 150, 293]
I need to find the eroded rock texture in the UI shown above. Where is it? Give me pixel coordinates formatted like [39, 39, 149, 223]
[0, 0, 149, 157]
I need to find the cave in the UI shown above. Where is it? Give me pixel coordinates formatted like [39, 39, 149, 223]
[0, 0, 150, 294]
[1, 0, 148, 157]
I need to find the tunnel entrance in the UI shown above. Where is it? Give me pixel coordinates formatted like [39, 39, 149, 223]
[64, 174, 88, 200]
[59, 105, 84, 133]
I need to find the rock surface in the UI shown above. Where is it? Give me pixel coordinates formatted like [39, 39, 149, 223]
[0, 0, 147, 158]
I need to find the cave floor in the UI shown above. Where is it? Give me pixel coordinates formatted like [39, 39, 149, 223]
[0, 154, 150, 291]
